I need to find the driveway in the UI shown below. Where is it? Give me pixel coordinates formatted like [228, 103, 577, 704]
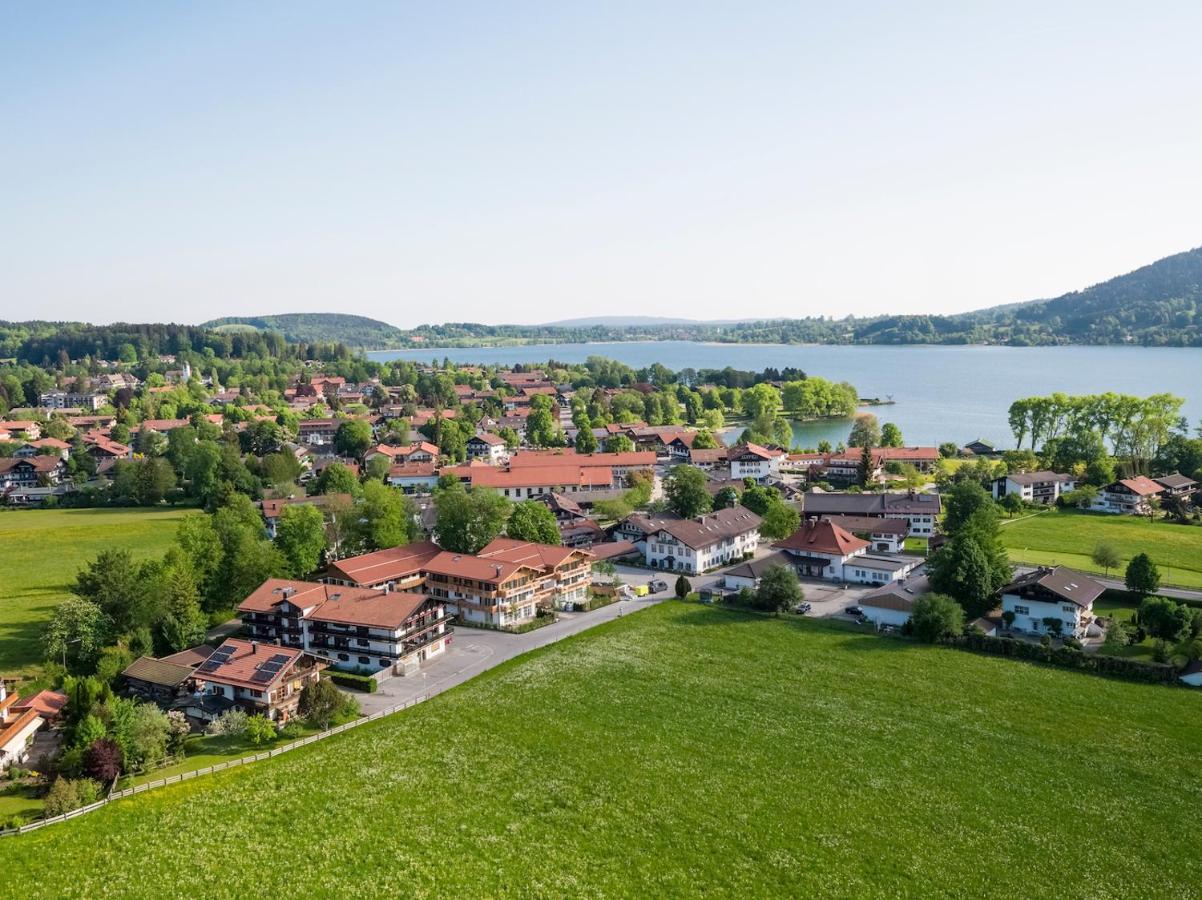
[352, 590, 669, 714]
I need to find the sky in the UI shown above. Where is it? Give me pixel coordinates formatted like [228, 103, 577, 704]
[3, 2, 1202, 327]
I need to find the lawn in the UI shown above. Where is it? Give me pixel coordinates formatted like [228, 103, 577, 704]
[2, 603, 1200, 896]
[0, 507, 193, 677]
[998, 507, 1202, 588]
[120, 728, 322, 789]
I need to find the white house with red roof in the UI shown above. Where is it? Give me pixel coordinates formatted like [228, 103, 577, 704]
[775, 520, 920, 585]
[729, 443, 786, 482]
[1092, 476, 1164, 515]
[181, 638, 324, 722]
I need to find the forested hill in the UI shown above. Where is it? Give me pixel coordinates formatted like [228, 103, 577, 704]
[201, 313, 408, 349]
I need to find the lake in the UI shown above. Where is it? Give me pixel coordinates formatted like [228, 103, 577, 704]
[369, 343, 1202, 449]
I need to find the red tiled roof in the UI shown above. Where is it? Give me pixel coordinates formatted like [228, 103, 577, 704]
[478, 537, 593, 571]
[421, 550, 538, 585]
[323, 540, 443, 586]
[11, 690, 68, 718]
[191, 639, 306, 691]
[775, 520, 869, 556]
[1116, 476, 1164, 496]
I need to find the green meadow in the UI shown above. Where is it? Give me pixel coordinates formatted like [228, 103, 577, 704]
[1, 602, 1199, 897]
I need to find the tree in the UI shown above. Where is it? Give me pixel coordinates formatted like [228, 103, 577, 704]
[1001, 609, 1016, 631]
[245, 714, 277, 746]
[434, 483, 512, 554]
[712, 486, 739, 510]
[574, 427, 597, 454]
[333, 419, 373, 459]
[857, 444, 874, 487]
[755, 565, 802, 614]
[603, 433, 635, 453]
[299, 678, 343, 729]
[506, 500, 561, 545]
[274, 503, 328, 577]
[848, 414, 881, 448]
[525, 407, 562, 448]
[942, 482, 995, 535]
[880, 422, 903, 447]
[44, 599, 112, 672]
[314, 462, 360, 497]
[158, 563, 208, 652]
[665, 465, 711, 518]
[674, 574, 691, 599]
[938, 442, 959, 458]
[83, 737, 123, 783]
[926, 535, 996, 619]
[1125, 553, 1161, 596]
[72, 549, 153, 634]
[759, 502, 800, 540]
[1137, 596, 1190, 642]
[909, 593, 965, 642]
[691, 430, 719, 450]
[356, 480, 416, 551]
[999, 492, 1024, 517]
[1091, 543, 1120, 578]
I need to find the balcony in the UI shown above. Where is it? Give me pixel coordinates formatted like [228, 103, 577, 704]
[403, 624, 452, 654]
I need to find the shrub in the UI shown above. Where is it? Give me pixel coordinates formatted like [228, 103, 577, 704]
[328, 671, 378, 693]
[205, 708, 248, 737]
[277, 720, 303, 741]
[83, 738, 122, 783]
[910, 593, 965, 642]
[300, 678, 345, 729]
[952, 631, 1177, 684]
[42, 777, 101, 817]
[244, 714, 277, 746]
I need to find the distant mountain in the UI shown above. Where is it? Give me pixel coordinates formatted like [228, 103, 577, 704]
[201, 313, 407, 349]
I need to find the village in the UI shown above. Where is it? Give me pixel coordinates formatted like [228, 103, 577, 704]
[2, 355, 1201, 832]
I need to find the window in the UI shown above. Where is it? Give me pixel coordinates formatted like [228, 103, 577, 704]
[1013, 605, 1029, 616]
[358, 656, 370, 665]
[1062, 605, 1076, 615]
[357, 638, 369, 647]
[337, 653, 349, 662]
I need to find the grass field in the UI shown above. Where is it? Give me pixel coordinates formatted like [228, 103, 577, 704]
[999, 507, 1202, 587]
[0, 507, 192, 677]
[2, 602, 1200, 896]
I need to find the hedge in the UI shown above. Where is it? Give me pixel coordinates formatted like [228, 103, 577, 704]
[328, 671, 378, 693]
[1099, 587, 1202, 612]
[950, 632, 1178, 685]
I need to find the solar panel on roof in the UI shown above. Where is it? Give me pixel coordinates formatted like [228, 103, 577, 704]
[259, 661, 284, 674]
[198, 660, 221, 673]
[268, 654, 290, 665]
[251, 670, 274, 683]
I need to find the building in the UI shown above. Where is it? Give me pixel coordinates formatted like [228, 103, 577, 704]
[0, 684, 66, 770]
[721, 551, 795, 592]
[823, 515, 909, 553]
[297, 419, 342, 446]
[386, 462, 440, 494]
[775, 519, 920, 585]
[239, 580, 452, 676]
[465, 432, 509, 464]
[365, 442, 440, 466]
[39, 390, 106, 411]
[507, 449, 657, 481]
[121, 645, 217, 703]
[0, 455, 66, 488]
[991, 471, 1077, 505]
[0, 421, 41, 440]
[324, 540, 443, 590]
[1092, 476, 1164, 515]
[1154, 473, 1198, 500]
[963, 439, 999, 456]
[478, 538, 594, 610]
[822, 447, 941, 483]
[179, 639, 324, 722]
[642, 506, 762, 574]
[860, 576, 931, 629]
[258, 493, 352, 539]
[801, 490, 941, 537]
[1000, 567, 1103, 639]
[441, 461, 618, 499]
[728, 443, 786, 482]
[420, 552, 544, 627]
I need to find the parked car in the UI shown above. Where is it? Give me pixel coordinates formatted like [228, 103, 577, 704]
[647, 579, 669, 593]
[792, 602, 812, 615]
[844, 605, 864, 617]
[633, 584, 650, 597]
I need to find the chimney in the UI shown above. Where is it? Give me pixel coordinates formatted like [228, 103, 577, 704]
[251, 640, 258, 654]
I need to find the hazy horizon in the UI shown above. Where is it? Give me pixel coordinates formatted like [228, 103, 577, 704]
[5, 2, 1202, 326]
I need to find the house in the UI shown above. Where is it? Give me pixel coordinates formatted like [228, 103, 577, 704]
[823, 515, 909, 553]
[386, 462, 440, 494]
[420, 552, 544, 627]
[365, 442, 440, 466]
[478, 538, 594, 610]
[860, 575, 931, 629]
[687, 447, 730, 472]
[239, 580, 452, 676]
[0, 684, 66, 770]
[39, 390, 106, 411]
[82, 432, 132, 462]
[466, 432, 509, 464]
[587, 540, 640, 563]
[722, 551, 796, 592]
[324, 540, 443, 590]
[964, 439, 999, 456]
[122, 645, 217, 703]
[559, 518, 608, 548]
[0, 455, 66, 487]
[258, 493, 352, 539]
[179, 639, 324, 723]
[775, 520, 921, 585]
[1092, 477, 1164, 515]
[16, 438, 72, 460]
[821, 447, 941, 483]
[642, 506, 762, 574]
[0, 421, 41, 441]
[991, 471, 1076, 506]
[728, 443, 786, 482]
[507, 449, 657, 481]
[297, 418, 342, 446]
[1000, 567, 1103, 639]
[801, 490, 941, 537]
[441, 461, 617, 499]
[1154, 473, 1198, 499]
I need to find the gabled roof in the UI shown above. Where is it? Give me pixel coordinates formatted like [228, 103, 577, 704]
[468, 432, 508, 446]
[647, 507, 763, 551]
[722, 551, 794, 581]
[478, 537, 592, 571]
[306, 589, 433, 629]
[824, 515, 909, 536]
[421, 551, 537, 585]
[322, 541, 443, 586]
[1004, 470, 1075, 486]
[507, 449, 656, 468]
[11, 689, 68, 718]
[190, 639, 307, 691]
[775, 520, 869, 557]
[1002, 566, 1104, 608]
[1154, 472, 1197, 490]
[731, 442, 785, 461]
[122, 656, 196, 687]
[1111, 476, 1164, 496]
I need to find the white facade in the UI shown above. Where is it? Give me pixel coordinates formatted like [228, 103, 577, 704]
[1001, 592, 1090, 639]
[645, 528, 760, 575]
[861, 604, 912, 628]
[730, 451, 783, 481]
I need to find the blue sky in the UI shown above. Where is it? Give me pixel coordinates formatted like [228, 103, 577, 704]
[3, 2, 1201, 326]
